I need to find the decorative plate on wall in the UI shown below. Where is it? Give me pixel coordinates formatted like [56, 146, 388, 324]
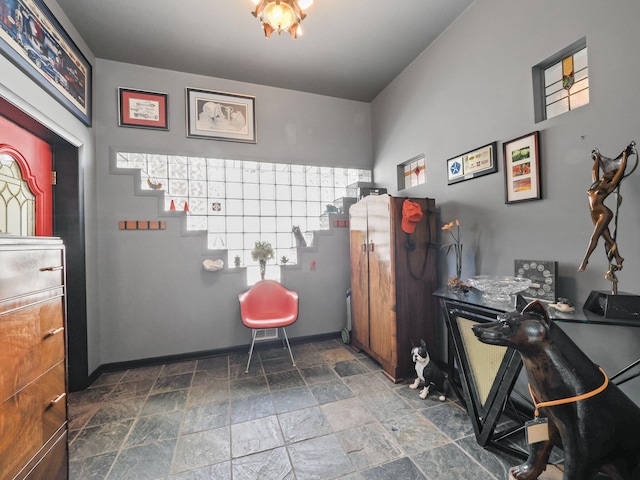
[514, 259, 558, 303]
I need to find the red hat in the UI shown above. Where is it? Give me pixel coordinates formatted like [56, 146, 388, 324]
[401, 199, 423, 233]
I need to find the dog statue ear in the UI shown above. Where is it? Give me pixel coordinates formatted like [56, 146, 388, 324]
[522, 300, 551, 325]
[515, 294, 529, 312]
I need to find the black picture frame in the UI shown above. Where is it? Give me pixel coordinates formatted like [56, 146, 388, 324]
[0, 0, 92, 125]
[118, 87, 168, 130]
[186, 87, 256, 143]
[447, 142, 498, 185]
[503, 131, 541, 204]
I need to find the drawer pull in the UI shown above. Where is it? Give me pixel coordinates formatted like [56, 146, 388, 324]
[45, 327, 65, 337]
[49, 393, 66, 406]
[39, 265, 63, 272]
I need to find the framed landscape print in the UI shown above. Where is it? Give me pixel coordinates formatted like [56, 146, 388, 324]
[118, 88, 168, 130]
[503, 131, 541, 204]
[186, 88, 256, 143]
[0, 0, 92, 125]
[447, 142, 498, 185]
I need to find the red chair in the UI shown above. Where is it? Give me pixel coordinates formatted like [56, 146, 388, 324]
[238, 280, 298, 373]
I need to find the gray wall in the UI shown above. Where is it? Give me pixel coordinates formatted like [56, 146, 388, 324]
[370, 0, 640, 400]
[94, 59, 372, 366]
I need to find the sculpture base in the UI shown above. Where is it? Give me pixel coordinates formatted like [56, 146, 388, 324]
[583, 290, 640, 320]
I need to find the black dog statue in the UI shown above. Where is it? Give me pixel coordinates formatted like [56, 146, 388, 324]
[409, 339, 448, 401]
[473, 300, 640, 480]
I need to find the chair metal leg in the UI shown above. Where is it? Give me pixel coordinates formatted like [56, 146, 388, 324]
[245, 329, 258, 374]
[281, 327, 295, 367]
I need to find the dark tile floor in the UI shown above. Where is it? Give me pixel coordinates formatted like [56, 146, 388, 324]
[67, 337, 563, 480]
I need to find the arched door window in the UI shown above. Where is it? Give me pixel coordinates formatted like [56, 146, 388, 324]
[0, 153, 36, 235]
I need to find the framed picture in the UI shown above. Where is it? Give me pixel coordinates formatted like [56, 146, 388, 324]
[447, 142, 498, 185]
[118, 88, 168, 130]
[186, 88, 256, 143]
[0, 0, 92, 126]
[503, 131, 541, 204]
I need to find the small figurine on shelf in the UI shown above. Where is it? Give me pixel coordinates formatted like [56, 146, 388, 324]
[324, 204, 340, 214]
[280, 256, 289, 265]
[549, 297, 575, 313]
[234, 255, 241, 268]
[292, 226, 307, 247]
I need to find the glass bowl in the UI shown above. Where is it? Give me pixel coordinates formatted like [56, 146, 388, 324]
[467, 275, 532, 303]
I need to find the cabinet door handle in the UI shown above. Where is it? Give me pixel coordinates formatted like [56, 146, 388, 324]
[40, 265, 63, 272]
[368, 242, 374, 252]
[49, 393, 66, 406]
[361, 243, 367, 253]
[45, 327, 65, 337]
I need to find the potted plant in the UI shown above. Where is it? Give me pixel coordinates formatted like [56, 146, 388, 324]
[251, 240, 274, 280]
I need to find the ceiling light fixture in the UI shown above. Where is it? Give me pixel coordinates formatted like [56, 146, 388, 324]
[251, 0, 313, 39]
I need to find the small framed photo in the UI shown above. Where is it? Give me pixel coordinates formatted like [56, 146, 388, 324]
[118, 88, 168, 130]
[503, 131, 541, 204]
[186, 88, 256, 143]
[447, 142, 498, 185]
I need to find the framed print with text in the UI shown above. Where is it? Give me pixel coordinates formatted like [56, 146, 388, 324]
[118, 88, 168, 130]
[503, 131, 541, 204]
[447, 142, 498, 185]
[186, 88, 256, 143]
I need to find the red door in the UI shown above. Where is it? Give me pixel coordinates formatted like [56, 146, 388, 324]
[0, 114, 53, 236]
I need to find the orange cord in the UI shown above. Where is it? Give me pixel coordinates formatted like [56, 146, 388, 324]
[528, 367, 609, 418]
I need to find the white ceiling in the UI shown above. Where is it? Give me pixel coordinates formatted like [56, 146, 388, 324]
[56, 0, 473, 102]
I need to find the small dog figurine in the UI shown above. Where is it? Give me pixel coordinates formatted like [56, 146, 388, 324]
[292, 225, 307, 247]
[409, 339, 448, 401]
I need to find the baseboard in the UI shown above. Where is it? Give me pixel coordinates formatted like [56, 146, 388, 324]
[80, 331, 342, 391]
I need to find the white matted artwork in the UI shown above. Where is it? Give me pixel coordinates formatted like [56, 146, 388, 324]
[186, 88, 256, 143]
[503, 131, 541, 203]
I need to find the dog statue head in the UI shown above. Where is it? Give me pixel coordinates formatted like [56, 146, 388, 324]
[472, 300, 551, 350]
[411, 339, 430, 365]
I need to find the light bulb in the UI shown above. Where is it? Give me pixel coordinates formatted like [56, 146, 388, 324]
[264, 2, 296, 31]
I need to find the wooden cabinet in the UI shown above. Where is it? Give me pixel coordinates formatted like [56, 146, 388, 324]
[349, 195, 438, 382]
[0, 237, 68, 480]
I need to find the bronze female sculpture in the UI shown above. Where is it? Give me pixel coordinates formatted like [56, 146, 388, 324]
[578, 141, 637, 293]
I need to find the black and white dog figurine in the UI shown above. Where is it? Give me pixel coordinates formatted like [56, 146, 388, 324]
[409, 340, 448, 401]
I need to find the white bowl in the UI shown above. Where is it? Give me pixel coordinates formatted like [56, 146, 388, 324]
[467, 275, 532, 302]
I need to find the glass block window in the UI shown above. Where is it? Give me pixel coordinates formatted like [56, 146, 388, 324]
[0, 153, 35, 236]
[398, 154, 426, 190]
[533, 39, 589, 122]
[117, 152, 371, 281]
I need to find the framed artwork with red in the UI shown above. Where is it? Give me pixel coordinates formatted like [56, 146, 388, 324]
[118, 87, 168, 130]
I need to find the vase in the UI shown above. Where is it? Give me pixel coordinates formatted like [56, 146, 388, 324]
[259, 259, 266, 280]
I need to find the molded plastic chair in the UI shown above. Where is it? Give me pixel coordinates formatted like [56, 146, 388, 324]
[238, 280, 298, 373]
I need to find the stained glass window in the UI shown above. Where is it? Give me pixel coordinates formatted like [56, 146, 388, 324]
[533, 40, 589, 122]
[398, 154, 426, 190]
[0, 154, 35, 236]
[117, 153, 371, 282]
